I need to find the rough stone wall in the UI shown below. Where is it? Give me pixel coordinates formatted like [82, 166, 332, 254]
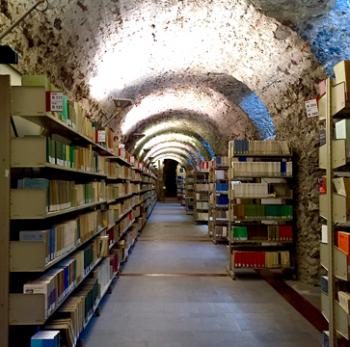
[268, 67, 326, 284]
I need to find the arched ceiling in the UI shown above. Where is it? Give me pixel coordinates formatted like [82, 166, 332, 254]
[2, 0, 347, 161]
[143, 144, 201, 163]
[135, 134, 212, 161]
[125, 115, 219, 154]
[152, 154, 190, 167]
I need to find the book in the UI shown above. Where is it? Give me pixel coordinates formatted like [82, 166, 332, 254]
[338, 291, 350, 313]
[30, 330, 60, 347]
[337, 231, 350, 255]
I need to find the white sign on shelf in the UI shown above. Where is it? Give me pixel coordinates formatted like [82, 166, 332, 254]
[305, 98, 319, 118]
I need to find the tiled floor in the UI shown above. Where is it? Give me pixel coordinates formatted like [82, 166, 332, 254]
[82, 202, 321, 347]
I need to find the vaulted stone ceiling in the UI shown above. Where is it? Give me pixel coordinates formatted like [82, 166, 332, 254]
[0, 0, 330, 164]
[2, 0, 349, 284]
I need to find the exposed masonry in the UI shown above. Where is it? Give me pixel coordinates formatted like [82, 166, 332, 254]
[0, 0, 331, 284]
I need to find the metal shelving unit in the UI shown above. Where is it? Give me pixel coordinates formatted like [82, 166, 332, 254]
[318, 60, 350, 347]
[227, 140, 295, 280]
[208, 157, 229, 243]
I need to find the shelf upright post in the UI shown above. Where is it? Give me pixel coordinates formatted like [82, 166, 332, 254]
[325, 78, 336, 346]
[0, 75, 11, 347]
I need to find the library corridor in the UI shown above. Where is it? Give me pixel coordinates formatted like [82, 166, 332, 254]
[81, 202, 320, 347]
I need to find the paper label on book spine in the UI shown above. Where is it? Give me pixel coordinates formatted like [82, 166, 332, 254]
[48, 92, 64, 112]
[305, 99, 319, 118]
[97, 130, 106, 143]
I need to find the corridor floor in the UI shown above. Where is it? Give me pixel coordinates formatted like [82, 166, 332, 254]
[82, 202, 321, 347]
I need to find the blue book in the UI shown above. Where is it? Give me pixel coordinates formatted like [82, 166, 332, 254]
[31, 330, 60, 347]
[18, 178, 49, 190]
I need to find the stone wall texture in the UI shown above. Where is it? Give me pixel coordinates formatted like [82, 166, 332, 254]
[0, 0, 338, 284]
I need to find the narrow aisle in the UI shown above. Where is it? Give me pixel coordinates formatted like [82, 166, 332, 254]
[83, 202, 320, 347]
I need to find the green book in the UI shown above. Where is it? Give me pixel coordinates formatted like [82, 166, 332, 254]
[59, 96, 69, 122]
[232, 226, 248, 240]
[69, 145, 76, 169]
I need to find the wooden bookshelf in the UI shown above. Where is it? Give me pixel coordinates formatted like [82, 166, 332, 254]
[1, 76, 158, 347]
[318, 61, 350, 345]
[208, 157, 229, 244]
[227, 140, 295, 279]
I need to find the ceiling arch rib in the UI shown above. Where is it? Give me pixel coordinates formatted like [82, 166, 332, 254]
[145, 148, 199, 164]
[120, 73, 274, 141]
[152, 154, 191, 168]
[125, 111, 221, 154]
[140, 141, 206, 163]
[142, 142, 204, 163]
[120, 86, 256, 141]
[133, 128, 214, 159]
[137, 134, 211, 161]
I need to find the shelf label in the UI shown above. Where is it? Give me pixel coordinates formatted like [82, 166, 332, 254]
[305, 99, 319, 118]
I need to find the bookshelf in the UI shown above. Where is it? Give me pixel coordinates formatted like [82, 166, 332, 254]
[185, 171, 195, 215]
[1, 75, 158, 347]
[176, 175, 185, 205]
[208, 157, 229, 243]
[194, 162, 210, 223]
[318, 60, 350, 347]
[227, 140, 294, 279]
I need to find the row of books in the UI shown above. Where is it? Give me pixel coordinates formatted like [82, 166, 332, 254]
[214, 182, 229, 191]
[232, 204, 293, 219]
[209, 210, 228, 219]
[229, 161, 293, 178]
[213, 225, 228, 238]
[232, 250, 291, 268]
[229, 140, 290, 156]
[209, 169, 227, 181]
[17, 178, 106, 212]
[211, 195, 229, 205]
[29, 250, 123, 347]
[107, 161, 133, 179]
[212, 156, 229, 167]
[19, 219, 79, 264]
[196, 202, 209, 210]
[74, 182, 106, 206]
[23, 236, 107, 317]
[46, 137, 106, 174]
[232, 224, 293, 241]
[195, 183, 209, 191]
[106, 182, 140, 201]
